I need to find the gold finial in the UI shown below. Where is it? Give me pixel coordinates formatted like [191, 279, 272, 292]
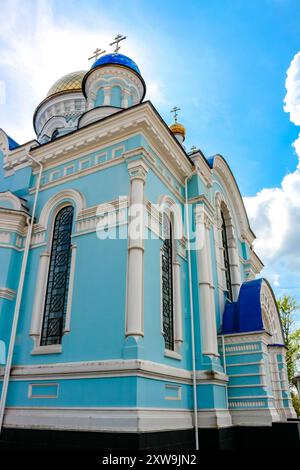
[110, 34, 127, 53]
[88, 48, 106, 61]
[170, 106, 181, 123]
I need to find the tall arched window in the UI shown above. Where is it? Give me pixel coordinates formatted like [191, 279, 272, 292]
[221, 210, 233, 302]
[161, 215, 174, 350]
[111, 86, 122, 107]
[40, 205, 74, 345]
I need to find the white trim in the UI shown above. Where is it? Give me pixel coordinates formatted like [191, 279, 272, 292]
[1, 359, 230, 387]
[96, 152, 107, 164]
[0, 288, 16, 301]
[49, 170, 60, 182]
[64, 164, 75, 176]
[30, 251, 50, 339]
[31, 345, 62, 355]
[165, 384, 182, 401]
[112, 145, 125, 159]
[28, 383, 59, 399]
[3, 407, 193, 432]
[164, 349, 182, 361]
[78, 158, 91, 170]
[63, 244, 77, 334]
[197, 409, 232, 428]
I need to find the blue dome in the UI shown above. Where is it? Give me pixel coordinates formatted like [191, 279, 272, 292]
[91, 53, 141, 75]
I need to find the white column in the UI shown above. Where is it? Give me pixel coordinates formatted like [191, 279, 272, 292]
[64, 244, 77, 334]
[30, 251, 50, 338]
[103, 86, 111, 106]
[125, 160, 148, 337]
[213, 212, 226, 316]
[195, 206, 219, 357]
[173, 259, 183, 344]
[121, 89, 130, 108]
[227, 221, 241, 301]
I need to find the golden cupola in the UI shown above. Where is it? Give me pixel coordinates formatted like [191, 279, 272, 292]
[33, 71, 87, 144]
[169, 106, 186, 144]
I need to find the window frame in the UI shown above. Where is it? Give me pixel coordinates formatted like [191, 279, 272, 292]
[40, 204, 74, 346]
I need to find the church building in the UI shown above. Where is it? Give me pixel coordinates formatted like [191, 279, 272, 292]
[0, 36, 297, 450]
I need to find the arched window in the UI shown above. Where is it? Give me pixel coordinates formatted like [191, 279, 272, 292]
[40, 205, 74, 345]
[111, 86, 122, 107]
[221, 210, 233, 302]
[161, 215, 174, 350]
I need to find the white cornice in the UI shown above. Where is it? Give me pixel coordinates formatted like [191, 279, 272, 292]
[0, 287, 16, 301]
[5, 102, 192, 181]
[3, 359, 229, 386]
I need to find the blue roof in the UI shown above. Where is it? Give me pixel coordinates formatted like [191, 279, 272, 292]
[7, 135, 19, 150]
[222, 279, 264, 334]
[206, 156, 215, 169]
[91, 53, 141, 75]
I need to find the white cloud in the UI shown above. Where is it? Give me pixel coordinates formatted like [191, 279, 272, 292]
[244, 51, 300, 299]
[284, 51, 300, 126]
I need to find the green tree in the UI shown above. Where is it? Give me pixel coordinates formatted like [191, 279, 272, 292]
[277, 295, 300, 383]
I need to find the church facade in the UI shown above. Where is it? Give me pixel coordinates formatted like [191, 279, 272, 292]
[0, 43, 296, 449]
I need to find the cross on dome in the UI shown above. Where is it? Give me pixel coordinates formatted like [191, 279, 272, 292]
[170, 106, 181, 123]
[88, 48, 106, 61]
[110, 34, 127, 53]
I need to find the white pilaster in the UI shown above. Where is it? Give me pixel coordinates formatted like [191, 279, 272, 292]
[121, 89, 130, 108]
[195, 206, 219, 357]
[125, 160, 148, 338]
[103, 86, 111, 106]
[173, 259, 183, 344]
[227, 224, 241, 301]
[64, 244, 77, 334]
[30, 252, 50, 338]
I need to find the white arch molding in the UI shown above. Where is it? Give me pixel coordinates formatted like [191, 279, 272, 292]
[211, 155, 254, 245]
[38, 189, 86, 229]
[214, 192, 242, 312]
[30, 190, 82, 353]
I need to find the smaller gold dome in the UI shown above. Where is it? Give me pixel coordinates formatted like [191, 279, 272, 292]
[47, 71, 87, 98]
[169, 122, 186, 140]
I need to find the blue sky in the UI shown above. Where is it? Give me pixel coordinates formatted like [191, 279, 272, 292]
[0, 0, 300, 315]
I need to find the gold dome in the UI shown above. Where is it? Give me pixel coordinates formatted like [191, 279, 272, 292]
[169, 122, 186, 140]
[46, 71, 87, 98]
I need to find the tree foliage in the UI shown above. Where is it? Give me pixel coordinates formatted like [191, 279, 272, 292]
[277, 295, 300, 383]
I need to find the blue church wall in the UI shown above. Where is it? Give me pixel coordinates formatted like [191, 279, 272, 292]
[197, 383, 227, 409]
[0, 298, 14, 361]
[143, 234, 192, 370]
[220, 336, 276, 411]
[3, 376, 193, 410]
[0, 247, 22, 290]
[14, 231, 128, 365]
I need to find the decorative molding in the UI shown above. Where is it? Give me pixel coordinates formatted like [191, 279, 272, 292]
[0, 287, 16, 301]
[3, 407, 193, 433]
[2, 359, 229, 387]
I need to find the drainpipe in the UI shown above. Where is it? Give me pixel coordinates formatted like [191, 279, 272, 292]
[0, 153, 43, 434]
[184, 173, 199, 451]
[221, 334, 229, 409]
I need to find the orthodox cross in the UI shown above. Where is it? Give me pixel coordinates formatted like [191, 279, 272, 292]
[170, 106, 181, 123]
[110, 34, 127, 53]
[88, 47, 106, 61]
